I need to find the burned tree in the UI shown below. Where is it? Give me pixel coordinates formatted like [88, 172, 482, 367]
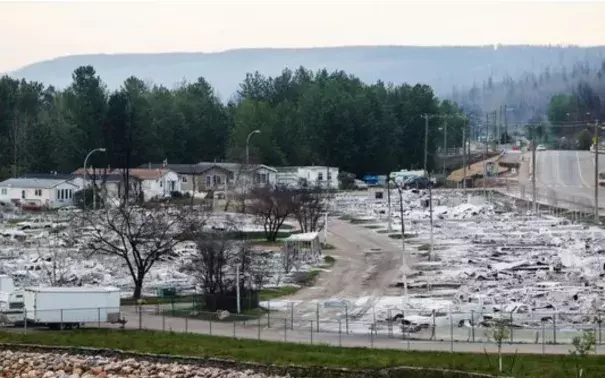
[291, 186, 332, 233]
[248, 185, 295, 242]
[185, 222, 261, 311]
[79, 205, 204, 299]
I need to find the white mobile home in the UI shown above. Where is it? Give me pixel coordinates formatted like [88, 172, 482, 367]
[276, 166, 339, 189]
[0, 178, 79, 209]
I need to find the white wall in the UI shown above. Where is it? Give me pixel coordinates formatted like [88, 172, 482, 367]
[276, 166, 339, 189]
[141, 171, 181, 201]
[0, 183, 76, 209]
[50, 182, 77, 208]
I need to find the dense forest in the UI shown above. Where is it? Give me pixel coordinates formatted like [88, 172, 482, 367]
[0, 66, 469, 180]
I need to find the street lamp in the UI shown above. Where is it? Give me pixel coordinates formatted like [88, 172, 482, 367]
[83, 148, 106, 210]
[246, 130, 261, 166]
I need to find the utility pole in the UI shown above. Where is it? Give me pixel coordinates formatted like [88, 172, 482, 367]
[443, 119, 447, 177]
[595, 119, 600, 224]
[397, 185, 408, 299]
[485, 113, 489, 156]
[531, 126, 537, 213]
[387, 178, 392, 232]
[462, 126, 467, 191]
[424, 114, 429, 175]
[428, 171, 434, 261]
[504, 104, 508, 144]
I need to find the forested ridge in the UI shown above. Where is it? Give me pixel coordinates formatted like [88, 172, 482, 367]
[0, 66, 469, 180]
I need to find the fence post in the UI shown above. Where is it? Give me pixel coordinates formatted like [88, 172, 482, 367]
[509, 312, 514, 343]
[370, 326, 374, 348]
[345, 303, 349, 334]
[541, 322, 545, 354]
[162, 314, 165, 331]
[23, 308, 27, 334]
[290, 302, 294, 330]
[209, 316, 212, 335]
[387, 309, 392, 338]
[284, 318, 287, 342]
[316, 303, 320, 332]
[267, 301, 271, 328]
[449, 313, 454, 353]
[599, 314, 603, 345]
[338, 319, 342, 347]
[97, 308, 101, 328]
[310, 320, 313, 344]
[138, 308, 142, 330]
[553, 313, 557, 344]
[233, 321, 236, 338]
[471, 310, 475, 342]
[60, 309, 63, 330]
[257, 316, 261, 340]
[185, 316, 188, 333]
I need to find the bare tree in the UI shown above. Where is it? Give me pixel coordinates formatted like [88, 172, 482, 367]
[290, 186, 332, 233]
[184, 220, 261, 311]
[77, 204, 205, 299]
[248, 185, 295, 242]
[39, 248, 75, 286]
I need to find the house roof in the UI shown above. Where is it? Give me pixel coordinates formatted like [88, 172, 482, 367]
[73, 168, 171, 181]
[139, 163, 202, 174]
[113, 168, 172, 181]
[197, 162, 277, 173]
[20, 173, 79, 181]
[0, 178, 77, 189]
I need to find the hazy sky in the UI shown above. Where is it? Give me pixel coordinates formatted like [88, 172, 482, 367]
[1, 0, 604, 73]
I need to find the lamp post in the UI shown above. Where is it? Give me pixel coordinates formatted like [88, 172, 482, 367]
[83, 148, 106, 210]
[245, 130, 261, 167]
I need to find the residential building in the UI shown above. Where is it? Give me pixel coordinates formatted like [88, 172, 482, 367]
[142, 161, 277, 192]
[276, 166, 340, 189]
[196, 162, 277, 192]
[0, 178, 79, 209]
[139, 163, 204, 193]
[72, 168, 180, 202]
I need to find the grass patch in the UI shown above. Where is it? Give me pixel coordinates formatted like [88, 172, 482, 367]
[259, 286, 300, 301]
[0, 329, 604, 377]
[349, 218, 376, 224]
[301, 270, 321, 286]
[388, 233, 417, 239]
[323, 255, 336, 266]
[418, 243, 432, 251]
[338, 215, 353, 221]
[121, 295, 197, 306]
[363, 225, 382, 229]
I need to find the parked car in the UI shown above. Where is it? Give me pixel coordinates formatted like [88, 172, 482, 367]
[536, 144, 547, 151]
[353, 179, 369, 190]
[403, 176, 432, 190]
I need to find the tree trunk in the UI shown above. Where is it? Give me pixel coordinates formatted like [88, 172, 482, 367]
[133, 273, 145, 299]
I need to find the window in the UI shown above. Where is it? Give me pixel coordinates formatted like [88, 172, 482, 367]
[213, 175, 222, 185]
[205, 175, 211, 187]
[0, 188, 6, 195]
[327, 171, 332, 180]
[69, 189, 73, 199]
[34, 189, 42, 196]
[318, 172, 324, 181]
[260, 173, 267, 184]
[182, 176, 188, 183]
[160, 180, 163, 187]
[228, 172, 234, 180]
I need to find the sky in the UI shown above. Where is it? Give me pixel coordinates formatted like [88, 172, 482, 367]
[1, 0, 605, 73]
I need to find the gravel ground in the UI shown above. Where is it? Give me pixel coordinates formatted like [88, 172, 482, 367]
[0, 350, 288, 378]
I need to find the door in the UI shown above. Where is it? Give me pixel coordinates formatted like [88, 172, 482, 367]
[21, 190, 25, 199]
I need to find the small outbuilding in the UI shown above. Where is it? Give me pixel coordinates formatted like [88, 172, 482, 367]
[282, 232, 322, 272]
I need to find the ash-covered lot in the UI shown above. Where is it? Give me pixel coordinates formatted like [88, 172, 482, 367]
[0, 209, 315, 298]
[270, 189, 605, 341]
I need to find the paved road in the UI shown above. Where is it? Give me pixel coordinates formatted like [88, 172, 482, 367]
[116, 310, 605, 355]
[521, 150, 605, 210]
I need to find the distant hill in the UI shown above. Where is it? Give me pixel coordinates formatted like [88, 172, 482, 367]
[7, 45, 605, 100]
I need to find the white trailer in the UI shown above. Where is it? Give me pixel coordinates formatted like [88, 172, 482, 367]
[23, 286, 121, 330]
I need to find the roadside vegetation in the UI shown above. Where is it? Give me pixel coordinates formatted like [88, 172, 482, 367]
[0, 329, 603, 377]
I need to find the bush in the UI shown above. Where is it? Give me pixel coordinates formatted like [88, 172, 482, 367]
[171, 191, 184, 198]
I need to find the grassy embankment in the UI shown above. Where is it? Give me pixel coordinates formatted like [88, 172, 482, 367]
[0, 329, 602, 377]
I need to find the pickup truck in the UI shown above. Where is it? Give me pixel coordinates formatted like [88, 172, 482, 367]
[481, 303, 556, 327]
